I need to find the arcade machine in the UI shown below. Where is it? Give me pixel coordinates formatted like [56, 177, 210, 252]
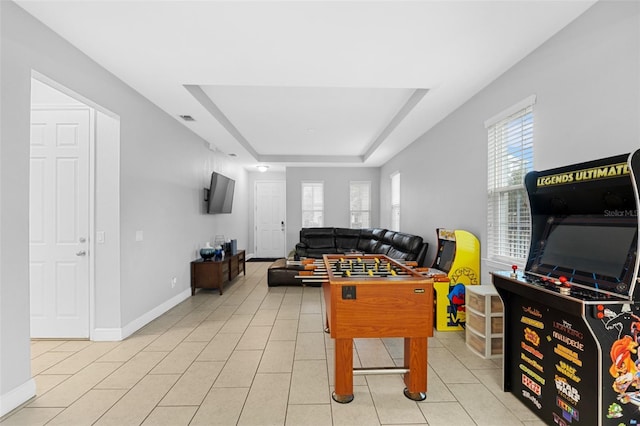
[429, 229, 481, 331]
[492, 150, 640, 426]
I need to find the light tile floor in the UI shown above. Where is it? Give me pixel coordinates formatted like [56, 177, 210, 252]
[1, 261, 545, 426]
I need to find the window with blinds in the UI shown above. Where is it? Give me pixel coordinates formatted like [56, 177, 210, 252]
[301, 181, 324, 227]
[350, 181, 371, 228]
[391, 172, 400, 231]
[486, 96, 535, 263]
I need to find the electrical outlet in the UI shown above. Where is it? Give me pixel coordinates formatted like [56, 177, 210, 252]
[171, 277, 177, 288]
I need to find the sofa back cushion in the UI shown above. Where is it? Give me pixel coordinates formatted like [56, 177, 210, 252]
[392, 232, 423, 252]
[300, 227, 335, 249]
[334, 228, 361, 251]
[358, 238, 381, 253]
[386, 232, 424, 260]
[357, 228, 387, 252]
[376, 243, 392, 255]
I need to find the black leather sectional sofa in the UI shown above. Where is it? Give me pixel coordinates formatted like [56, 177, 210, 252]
[267, 227, 428, 287]
[294, 227, 428, 266]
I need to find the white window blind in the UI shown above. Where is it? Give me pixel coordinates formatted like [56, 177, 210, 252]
[391, 172, 400, 231]
[350, 181, 371, 228]
[301, 181, 324, 227]
[486, 99, 534, 263]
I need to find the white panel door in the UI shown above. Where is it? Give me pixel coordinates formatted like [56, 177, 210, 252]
[30, 108, 90, 338]
[255, 181, 286, 258]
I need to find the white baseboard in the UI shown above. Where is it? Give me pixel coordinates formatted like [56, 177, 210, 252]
[91, 327, 124, 341]
[0, 378, 36, 418]
[91, 288, 192, 341]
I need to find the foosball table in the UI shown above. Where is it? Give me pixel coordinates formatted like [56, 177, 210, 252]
[296, 254, 434, 403]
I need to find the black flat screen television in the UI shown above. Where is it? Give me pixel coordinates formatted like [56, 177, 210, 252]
[206, 172, 235, 214]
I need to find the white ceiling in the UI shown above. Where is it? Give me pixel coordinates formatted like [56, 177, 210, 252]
[16, 0, 597, 170]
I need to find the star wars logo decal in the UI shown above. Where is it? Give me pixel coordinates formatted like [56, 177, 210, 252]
[555, 375, 580, 405]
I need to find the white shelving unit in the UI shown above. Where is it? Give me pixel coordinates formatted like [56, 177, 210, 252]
[465, 284, 503, 359]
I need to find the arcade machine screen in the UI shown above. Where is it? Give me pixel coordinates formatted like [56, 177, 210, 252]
[434, 240, 456, 272]
[527, 215, 638, 296]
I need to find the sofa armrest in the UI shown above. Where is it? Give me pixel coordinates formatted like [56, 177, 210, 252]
[295, 242, 309, 259]
[416, 242, 429, 266]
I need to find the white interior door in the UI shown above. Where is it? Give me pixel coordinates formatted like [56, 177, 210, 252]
[255, 181, 286, 258]
[30, 108, 91, 338]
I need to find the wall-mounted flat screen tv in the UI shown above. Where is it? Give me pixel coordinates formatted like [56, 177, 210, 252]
[205, 171, 235, 214]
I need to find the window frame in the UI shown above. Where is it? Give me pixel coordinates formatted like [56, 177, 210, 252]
[301, 181, 324, 228]
[349, 181, 371, 229]
[485, 95, 536, 265]
[390, 171, 400, 231]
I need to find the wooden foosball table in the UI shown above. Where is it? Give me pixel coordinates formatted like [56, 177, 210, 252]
[298, 254, 434, 403]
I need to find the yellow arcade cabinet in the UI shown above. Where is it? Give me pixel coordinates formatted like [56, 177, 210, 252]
[430, 229, 480, 331]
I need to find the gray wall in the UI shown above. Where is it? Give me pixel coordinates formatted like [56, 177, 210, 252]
[285, 167, 380, 252]
[0, 1, 249, 414]
[380, 0, 640, 280]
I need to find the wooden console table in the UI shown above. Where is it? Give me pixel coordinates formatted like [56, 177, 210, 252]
[191, 250, 245, 295]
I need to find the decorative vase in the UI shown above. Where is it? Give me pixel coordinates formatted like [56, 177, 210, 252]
[200, 243, 215, 261]
[213, 245, 224, 261]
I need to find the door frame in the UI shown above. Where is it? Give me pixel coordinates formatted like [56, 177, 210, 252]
[254, 180, 287, 258]
[32, 71, 122, 341]
[30, 72, 102, 339]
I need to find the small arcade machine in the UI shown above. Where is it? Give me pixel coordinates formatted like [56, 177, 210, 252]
[492, 150, 640, 426]
[429, 229, 481, 331]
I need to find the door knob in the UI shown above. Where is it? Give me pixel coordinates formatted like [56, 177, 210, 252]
[76, 250, 87, 256]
